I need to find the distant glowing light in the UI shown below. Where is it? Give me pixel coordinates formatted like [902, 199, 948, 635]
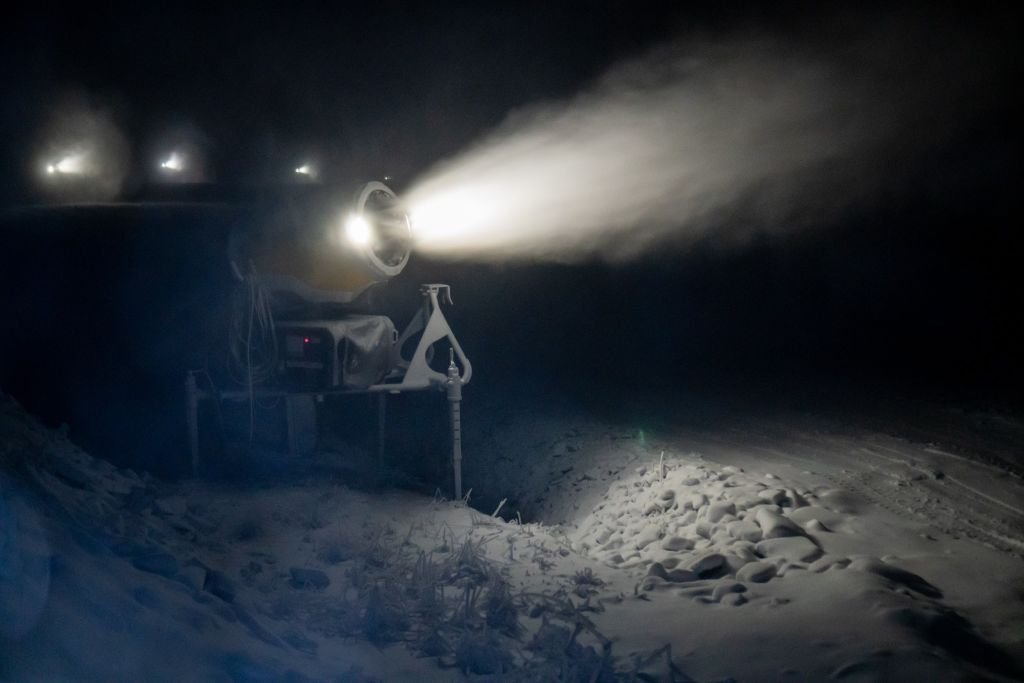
[294, 162, 320, 182]
[344, 214, 373, 247]
[44, 153, 88, 177]
[160, 151, 185, 172]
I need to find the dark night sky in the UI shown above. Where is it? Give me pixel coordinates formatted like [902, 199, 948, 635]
[6, 3, 1012, 194]
[0, 2, 1021, 418]
[0, 3, 697, 193]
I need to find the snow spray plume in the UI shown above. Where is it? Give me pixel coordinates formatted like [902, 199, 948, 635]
[406, 26, 998, 262]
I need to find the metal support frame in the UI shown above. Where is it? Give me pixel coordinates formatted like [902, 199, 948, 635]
[391, 284, 472, 390]
[184, 283, 471, 491]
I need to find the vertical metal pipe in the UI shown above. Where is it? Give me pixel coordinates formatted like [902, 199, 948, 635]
[446, 352, 463, 500]
[449, 398, 462, 500]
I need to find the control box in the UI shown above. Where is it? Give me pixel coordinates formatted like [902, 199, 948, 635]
[276, 315, 397, 390]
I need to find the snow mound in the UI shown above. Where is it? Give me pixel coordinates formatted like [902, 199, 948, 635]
[561, 448, 1023, 680]
[573, 457, 832, 586]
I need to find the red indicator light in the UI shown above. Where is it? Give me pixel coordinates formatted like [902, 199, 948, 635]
[303, 337, 311, 344]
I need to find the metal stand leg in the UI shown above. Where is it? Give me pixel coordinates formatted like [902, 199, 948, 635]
[286, 395, 318, 457]
[449, 397, 463, 500]
[446, 353, 463, 500]
[185, 372, 199, 477]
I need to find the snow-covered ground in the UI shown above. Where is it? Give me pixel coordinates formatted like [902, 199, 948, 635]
[2, 387, 1023, 681]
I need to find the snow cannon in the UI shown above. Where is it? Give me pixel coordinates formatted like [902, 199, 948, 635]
[185, 180, 471, 498]
[7, 148, 471, 493]
[229, 181, 413, 305]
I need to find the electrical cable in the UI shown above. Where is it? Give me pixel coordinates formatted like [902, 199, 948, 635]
[226, 261, 279, 445]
